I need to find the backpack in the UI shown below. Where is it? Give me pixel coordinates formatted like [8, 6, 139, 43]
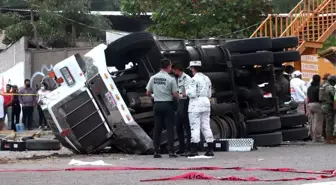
[319, 84, 330, 102]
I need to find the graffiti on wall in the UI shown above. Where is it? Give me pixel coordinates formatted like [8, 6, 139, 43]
[30, 64, 58, 91]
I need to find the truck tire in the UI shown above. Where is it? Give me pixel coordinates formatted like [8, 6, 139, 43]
[105, 32, 157, 67]
[248, 131, 282, 146]
[271, 37, 299, 51]
[26, 139, 61, 151]
[280, 113, 307, 128]
[225, 37, 272, 53]
[221, 116, 238, 138]
[246, 116, 281, 134]
[273, 51, 300, 64]
[211, 103, 238, 116]
[282, 127, 309, 141]
[231, 52, 274, 66]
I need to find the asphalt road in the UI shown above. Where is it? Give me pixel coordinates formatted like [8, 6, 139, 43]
[0, 142, 335, 185]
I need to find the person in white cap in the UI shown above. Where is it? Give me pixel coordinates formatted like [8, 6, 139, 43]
[290, 70, 307, 113]
[186, 60, 214, 157]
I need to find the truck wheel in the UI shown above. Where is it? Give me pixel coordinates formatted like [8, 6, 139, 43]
[210, 118, 223, 139]
[273, 51, 300, 64]
[221, 116, 238, 138]
[282, 127, 309, 141]
[26, 139, 61, 151]
[246, 116, 281, 134]
[280, 113, 307, 128]
[213, 116, 229, 138]
[248, 131, 282, 146]
[231, 52, 274, 66]
[105, 32, 157, 66]
[225, 37, 272, 53]
[271, 37, 299, 51]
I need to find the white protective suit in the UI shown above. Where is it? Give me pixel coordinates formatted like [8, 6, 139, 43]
[290, 72, 307, 102]
[186, 72, 214, 143]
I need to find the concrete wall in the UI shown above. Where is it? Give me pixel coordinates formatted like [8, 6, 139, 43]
[27, 47, 93, 75]
[0, 37, 27, 75]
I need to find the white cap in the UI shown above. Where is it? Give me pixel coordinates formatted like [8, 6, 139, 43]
[292, 70, 302, 77]
[188, 61, 202, 68]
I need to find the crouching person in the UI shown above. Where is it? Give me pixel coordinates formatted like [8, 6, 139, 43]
[186, 61, 214, 157]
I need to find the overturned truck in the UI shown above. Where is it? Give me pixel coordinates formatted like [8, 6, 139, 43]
[42, 32, 309, 154]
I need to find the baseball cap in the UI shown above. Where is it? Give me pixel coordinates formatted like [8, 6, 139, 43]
[292, 70, 302, 77]
[187, 61, 202, 69]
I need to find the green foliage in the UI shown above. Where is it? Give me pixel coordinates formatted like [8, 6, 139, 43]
[91, 0, 120, 11]
[2, 20, 33, 45]
[320, 35, 336, 51]
[0, 0, 112, 47]
[0, 0, 27, 8]
[121, 0, 272, 39]
[0, 13, 22, 29]
[271, 0, 300, 13]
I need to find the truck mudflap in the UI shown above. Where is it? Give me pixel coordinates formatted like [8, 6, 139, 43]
[87, 74, 153, 154]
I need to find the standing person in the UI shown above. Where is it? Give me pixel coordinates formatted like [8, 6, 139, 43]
[186, 61, 214, 157]
[321, 73, 331, 138]
[319, 75, 336, 144]
[11, 85, 21, 131]
[290, 71, 307, 113]
[172, 63, 192, 156]
[0, 93, 5, 130]
[3, 84, 13, 129]
[37, 82, 51, 130]
[19, 79, 37, 130]
[307, 75, 324, 142]
[146, 58, 179, 158]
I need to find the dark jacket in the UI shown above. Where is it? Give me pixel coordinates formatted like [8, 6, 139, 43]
[18, 87, 37, 107]
[307, 84, 320, 103]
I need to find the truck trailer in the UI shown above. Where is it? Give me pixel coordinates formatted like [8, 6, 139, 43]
[41, 32, 308, 154]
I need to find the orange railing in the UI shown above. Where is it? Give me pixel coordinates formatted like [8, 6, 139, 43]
[250, 0, 336, 52]
[250, 0, 326, 39]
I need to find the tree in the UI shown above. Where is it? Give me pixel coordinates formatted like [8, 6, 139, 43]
[0, 0, 112, 47]
[91, 0, 120, 11]
[120, 0, 272, 39]
[271, 0, 300, 13]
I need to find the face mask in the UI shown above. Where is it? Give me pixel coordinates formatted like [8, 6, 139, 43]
[41, 87, 45, 90]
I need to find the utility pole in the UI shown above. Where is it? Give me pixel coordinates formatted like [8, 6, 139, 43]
[30, 9, 39, 49]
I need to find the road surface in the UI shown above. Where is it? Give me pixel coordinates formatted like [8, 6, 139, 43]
[0, 142, 335, 185]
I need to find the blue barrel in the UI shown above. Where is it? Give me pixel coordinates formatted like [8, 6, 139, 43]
[15, 123, 25, 132]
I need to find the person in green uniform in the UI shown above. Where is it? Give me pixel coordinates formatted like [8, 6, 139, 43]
[319, 75, 336, 144]
[146, 58, 179, 158]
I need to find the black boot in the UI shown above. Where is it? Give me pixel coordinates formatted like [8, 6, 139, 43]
[176, 148, 185, 155]
[153, 148, 162, 158]
[204, 142, 214, 157]
[180, 149, 190, 156]
[169, 151, 178, 158]
[188, 143, 199, 157]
